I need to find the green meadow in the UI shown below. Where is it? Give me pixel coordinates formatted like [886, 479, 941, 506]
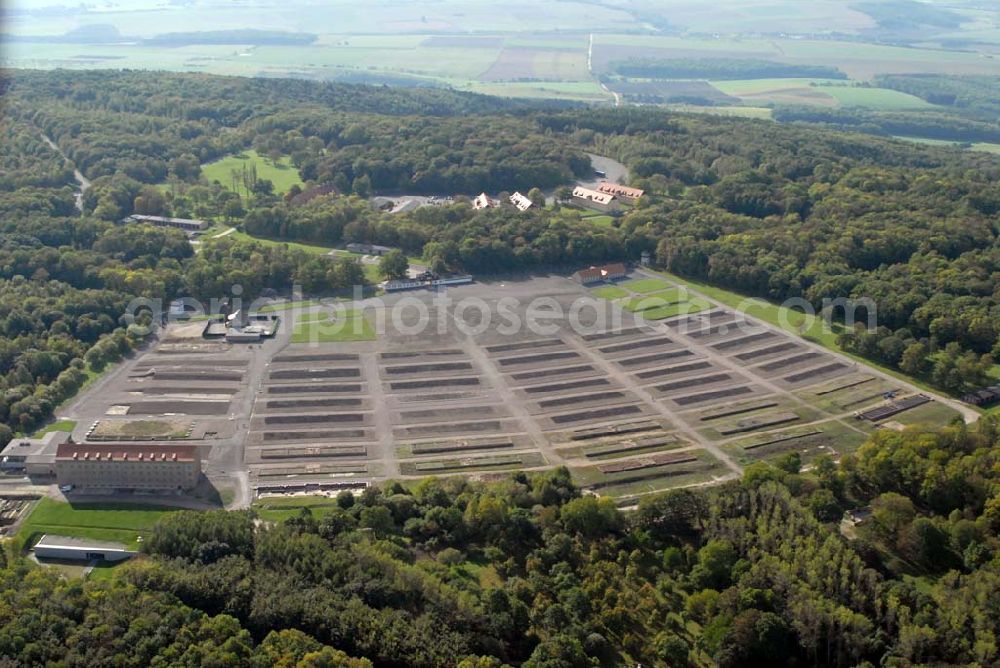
[201, 150, 303, 194]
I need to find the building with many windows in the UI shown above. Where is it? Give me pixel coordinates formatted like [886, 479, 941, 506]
[596, 181, 645, 203]
[571, 186, 619, 212]
[509, 191, 534, 211]
[55, 443, 201, 491]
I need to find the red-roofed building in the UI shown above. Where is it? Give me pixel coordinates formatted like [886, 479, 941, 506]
[596, 181, 645, 203]
[574, 262, 628, 284]
[55, 442, 201, 491]
[571, 186, 619, 213]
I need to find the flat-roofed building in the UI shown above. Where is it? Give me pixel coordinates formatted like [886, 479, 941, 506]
[596, 181, 645, 203]
[122, 215, 209, 232]
[55, 443, 201, 491]
[571, 186, 619, 212]
[346, 242, 394, 256]
[0, 430, 71, 477]
[509, 191, 533, 211]
[33, 534, 136, 562]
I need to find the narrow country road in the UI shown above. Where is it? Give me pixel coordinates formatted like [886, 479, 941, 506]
[40, 133, 90, 212]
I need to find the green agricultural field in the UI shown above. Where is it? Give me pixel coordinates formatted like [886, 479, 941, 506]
[711, 79, 932, 110]
[893, 137, 1000, 156]
[291, 310, 375, 342]
[815, 85, 935, 110]
[711, 78, 843, 96]
[591, 285, 629, 300]
[17, 498, 181, 551]
[201, 150, 303, 195]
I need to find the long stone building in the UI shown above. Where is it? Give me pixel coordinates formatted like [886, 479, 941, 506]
[55, 443, 201, 491]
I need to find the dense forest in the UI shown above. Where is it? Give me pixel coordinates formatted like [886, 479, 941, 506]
[1, 68, 998, 442]
[2, 417, 1000, 666]
[874, 74, 1000, 121]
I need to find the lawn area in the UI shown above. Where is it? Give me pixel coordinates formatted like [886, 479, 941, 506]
[622, 288, 685, 313]
[291, 311, 376, 343]
[201, 149, 303, 195]
[257, 299, 321, 313]
[591, 285, 630, 300]
[581, 213, 615, 228]
[621, 277, 672, 294]
[30, 419, 76, 438]
[639, 297, 712, 321]
[226, 229, 334, 255]
[816, 84, 935, 110]
[253, 495, 344, 523]
[17, 498, 182, 551]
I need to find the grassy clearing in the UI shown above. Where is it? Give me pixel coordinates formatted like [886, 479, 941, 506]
[621, 288, 685, 312]
[639, 298, 712, 321]
[226, 229, 334, 255]
[621, 278, 672, 294]
[253, 495, 344, 523]
[201, 150, 303, 194]
[582, 214, 615, 228]
[295, 307, 361, 323]
[971, 142, 1000, 155]
[86, 561, 129, 581]
[291, 312, 375, 343]
[257, 299, 321, 313]
[30, 419, 76, 438]
[17, 498, 181, 551]
[591, 285, 629, 300]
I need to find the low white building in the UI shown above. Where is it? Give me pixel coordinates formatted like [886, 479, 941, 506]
[33, 534, 136, 562]
[509, 192, 533, 212]
[472, 193, 497, 210]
